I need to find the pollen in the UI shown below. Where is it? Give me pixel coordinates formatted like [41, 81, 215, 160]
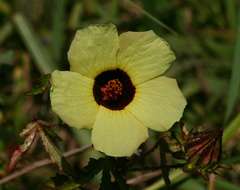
[93, 69, 135, 110]
[100, 79, 123, 101]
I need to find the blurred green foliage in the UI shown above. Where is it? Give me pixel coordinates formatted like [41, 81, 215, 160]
[0, 0, 240, 189]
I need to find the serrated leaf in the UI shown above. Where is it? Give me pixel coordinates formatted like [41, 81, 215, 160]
[39, 128, 63, 170]
[20, 128, 38, 152]
[38, 127, 75, 177]
[20, 121, 39, 137]
[7, 124, 38, 172]
[43, 127, 63, 145]
[7, 120, 73, 175]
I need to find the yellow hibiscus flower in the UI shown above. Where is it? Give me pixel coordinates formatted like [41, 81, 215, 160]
[50, 24, 186, 157]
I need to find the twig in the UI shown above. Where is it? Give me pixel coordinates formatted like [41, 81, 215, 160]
[208, 174, 216, 190]
[127, 170, 162, 186]
[129, 163, 185, 172]
[144, 170, 186, 190]
[159, 138, 171, 188]
[0, 144, 92, 185]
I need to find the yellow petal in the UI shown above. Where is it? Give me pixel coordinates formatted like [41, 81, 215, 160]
[50, 71, 98, 128]
[128, 77, 187, 131]
[92, 106, 148, 157]
[117, 31, 175, 85]
[68, 24, 119, 78]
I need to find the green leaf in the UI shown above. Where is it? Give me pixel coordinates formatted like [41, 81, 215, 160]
[225, 11, 240, 123]
[26, 74, 51, 95]
[42, 127, 78, 177]
[39, 126, 75, 176]
[52, 174, 81, 190]
[58, 183, 80, 190]
[43, 125, 63, 144]
[99, 169, 112, 190]
[39, 128, 63, 170]
[77, 157, 129, 189]
[78, 158, 104, 182]
[225, 0, 237, 29]
[38, 125, 76, 177]
[13, 14, 57, 74]
[112, 170, 129, 190]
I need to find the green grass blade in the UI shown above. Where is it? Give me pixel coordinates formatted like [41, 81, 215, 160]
[123, 0, 178, 35]
[223, 155, 240, 164]
[0, 50, 14, 64]
[225, 0, 237, 29]
[68, 2, 83, 30]
[225, 11, 240, 123]
[51, 0, 67, 62]
[0, 22, 13, 45]
[13, 14, 57, 74]
[216, 178, 240, 190]
[177, 179, 204, 190]
[110, 0, 118, 21]
[223, 113, 240, 144]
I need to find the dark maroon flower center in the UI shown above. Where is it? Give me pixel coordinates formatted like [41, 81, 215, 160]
[93, 69, 135, 110]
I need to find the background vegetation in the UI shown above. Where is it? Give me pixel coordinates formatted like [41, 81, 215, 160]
[0, 0, 240, 189]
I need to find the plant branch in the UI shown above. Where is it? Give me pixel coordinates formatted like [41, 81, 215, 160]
[159, 138, 171, 187]
[208, 174, 216, 190]
[129, 163, 185, 172]
[127, 170, 162, 186]
[0, 144, 92, 185]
